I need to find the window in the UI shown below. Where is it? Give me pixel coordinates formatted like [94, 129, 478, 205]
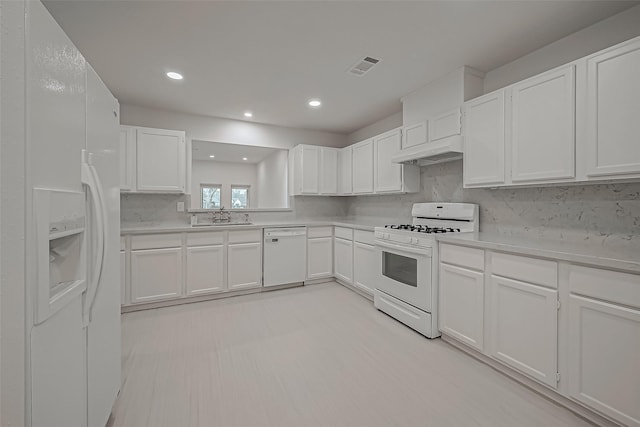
[231, 185, 250, 209]
[201, 184, 221, 209]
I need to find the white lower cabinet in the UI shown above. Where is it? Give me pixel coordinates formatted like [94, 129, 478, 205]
[120, 250, 126, 305]
[186, 245, 225, 295]
[568, 295, 640, 427]
[489, 275, 558, 388]
[438, 262, 485, 351]
[353, 242, 376, 295]
[307, 237, 333, 280]
[228, 243, 262, 291]
[334, 237, 353, 284]
[130, 247, 183, 303]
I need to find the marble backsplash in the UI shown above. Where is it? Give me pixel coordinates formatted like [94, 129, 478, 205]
[346, 160, 640, 250]
[120, 193, 348, 227]
[121, 160, 640, 250]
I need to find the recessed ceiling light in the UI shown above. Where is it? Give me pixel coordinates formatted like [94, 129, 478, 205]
[209, 155, 215, 158]
[308, 99, 322, 107]
[166, 71, 183, 80]
[244, 112, 253, 118]
[242, 157, 248, 161]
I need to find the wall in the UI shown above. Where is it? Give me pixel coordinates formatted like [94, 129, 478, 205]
[484, 4, 640, 92]
[121, 103, 348, 150]
[191, 160, 257, 209]
[255, 150, 288, 209]
[345, 161, 640, 249]
[347, 111, 402, 145]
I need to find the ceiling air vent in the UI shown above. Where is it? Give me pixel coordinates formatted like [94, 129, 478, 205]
[348, 56, 380, 76]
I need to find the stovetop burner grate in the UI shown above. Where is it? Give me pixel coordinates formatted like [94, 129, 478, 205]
[384, 224, 461, 234]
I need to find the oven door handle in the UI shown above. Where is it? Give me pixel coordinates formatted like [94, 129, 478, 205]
[375, 239, 432, 257]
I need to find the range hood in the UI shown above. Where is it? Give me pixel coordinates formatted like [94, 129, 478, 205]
[391, 134, 463, 166]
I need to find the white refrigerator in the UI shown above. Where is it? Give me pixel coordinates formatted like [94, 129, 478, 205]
[21, 2, 121, 426]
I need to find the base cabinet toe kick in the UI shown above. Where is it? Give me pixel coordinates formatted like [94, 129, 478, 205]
[438, 242, 640, 427]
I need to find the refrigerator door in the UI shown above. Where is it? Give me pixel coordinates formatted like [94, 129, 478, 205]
[26, 2, 87, 426]
[85, 65, 121, 427]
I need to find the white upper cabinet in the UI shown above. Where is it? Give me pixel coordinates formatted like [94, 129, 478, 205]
[338, 147, 353, 195]
[352, 139, 375, 194]
[119, 126, 136, 191]
[463, 91, 506, 187]
[119, 125, 186, 193]
[289, 145, 338, 195]
[511, 65, 575, 184]
[402, 121, 428, 149]
[320, 147, 338, 195]
[374, 128, 403, 193]
[584, 37, 640, 179]
[136, 127, 186, 192]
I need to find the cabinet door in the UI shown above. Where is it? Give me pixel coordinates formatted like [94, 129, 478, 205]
[511, 65, 575, 183]
[136, 128, 185, 192]
[120, 251, 126, 305]
[402, 121, 428, 149]
[490, 275, 558, 388]
[131, 247, 182, 303]
[374, 128, 403, 193]
[568, 295, 640, 427]
[430, 109, 461, 143]
[352, 139, 374, 194]
[586, 38, 640, 178]
[186, 245, 225, 296]
[228, 242, 261, 291]
[353, 242, 377, 295]
[339, 147, 352, 195]
[119, 126, 135, 191]
[301, 145, 320, 194]
[307, 237, 333, 280]
[439, 263, 484, 351]
[334, 237, 353, 284]
[463, 91, 506, 187]
[320, 147, 338, 195]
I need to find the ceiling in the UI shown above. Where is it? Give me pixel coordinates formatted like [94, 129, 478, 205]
[192, 140, 281, 163]
[44, 1, 637, 134]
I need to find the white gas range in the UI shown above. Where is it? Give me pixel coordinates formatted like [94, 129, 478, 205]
[374, 203, 479, 338]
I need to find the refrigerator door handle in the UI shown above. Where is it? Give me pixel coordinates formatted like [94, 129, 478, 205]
[81, 150, 106, 326]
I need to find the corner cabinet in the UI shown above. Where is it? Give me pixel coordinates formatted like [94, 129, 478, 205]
[289, 145, 338, 195]
[119, 125, 187, 193]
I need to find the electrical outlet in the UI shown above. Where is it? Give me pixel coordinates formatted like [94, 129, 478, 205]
[176, 201, 185, 212]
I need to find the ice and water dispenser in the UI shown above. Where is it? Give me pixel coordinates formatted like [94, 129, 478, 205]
[34, 188, 87, 323]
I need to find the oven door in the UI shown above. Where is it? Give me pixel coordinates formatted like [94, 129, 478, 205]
[375, 239, 432, 313]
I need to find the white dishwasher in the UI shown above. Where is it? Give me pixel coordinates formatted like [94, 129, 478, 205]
[263, 227, 307, 287]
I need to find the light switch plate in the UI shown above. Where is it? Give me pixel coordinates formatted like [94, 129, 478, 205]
[176, 201, 185, 212]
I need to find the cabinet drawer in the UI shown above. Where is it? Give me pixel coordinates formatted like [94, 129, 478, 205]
[187, 231, 225, 247]
[229, 229, 261, 244]
[440, 243, 484, 271]
[569, 265, 640, 309]
[492, 252, 557, 289]
[334, 227, 353, 240]
[354, 229, 374, 245]
[131, 233, 182, 250]
[307, 226, 333, 238]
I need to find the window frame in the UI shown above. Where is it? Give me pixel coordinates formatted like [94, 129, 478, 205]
[230, 185, 250, 209]
[200, 183, 222, 209]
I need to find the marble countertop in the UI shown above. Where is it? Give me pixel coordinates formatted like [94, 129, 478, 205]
[120, 218, 387, 235]
[438, 232, 640, 274]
